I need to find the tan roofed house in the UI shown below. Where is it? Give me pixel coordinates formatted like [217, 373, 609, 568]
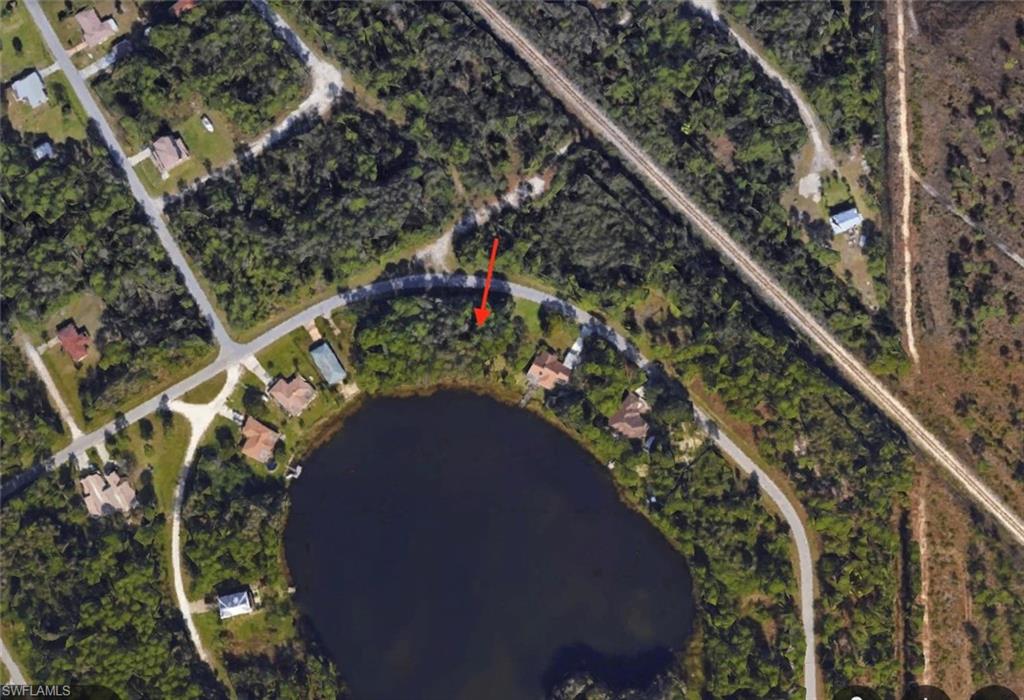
[150, 135, 190, 176]
[75, 8, 118, 48]
[269, 375, 316, 417]
[241, 417, 280, 464]
[526, 351, 572, 390]
[81, 471, 137, 517]
[609, 393, 651, 440]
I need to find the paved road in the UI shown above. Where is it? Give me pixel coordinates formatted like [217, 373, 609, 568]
[693, 408, 819, 700]
[0, 638, 26, 686]
[468, 0, 1024, 548]
[25, 0, 238, 354]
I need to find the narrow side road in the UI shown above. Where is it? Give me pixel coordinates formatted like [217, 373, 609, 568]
[693, 408, 818, 700]
[17, 336, 82, 440]
[0, 638, 27, 686]
[892, 0, 920, 364]
[25, 0, 238, 354]
[467, 0, 1024, 548]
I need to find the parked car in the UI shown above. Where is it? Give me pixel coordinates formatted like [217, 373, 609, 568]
[200, 114, 214, 133]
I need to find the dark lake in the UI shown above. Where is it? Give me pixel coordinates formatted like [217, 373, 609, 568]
[284, 391, 694, 700]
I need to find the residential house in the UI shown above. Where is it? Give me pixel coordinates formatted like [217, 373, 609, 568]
[171, 0, 198, 17]
[32, 139, 55, 161]
[217, 589, 254, 620]
[240, 416, 280, 464]
[309, 341, 347, 385]
[81, 471, 137, 517]
[526, 350, 571, 390]
[56, 319, 90, 364]
[10, 71, 47, 109]
[269, 375, 316, 417]
[828, 206, 864, 235]
[150, 134, 190, 177]
[609, 392, 651, 440]
[75, 8, 118, 48]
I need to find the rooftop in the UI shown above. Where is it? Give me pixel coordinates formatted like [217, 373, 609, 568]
[11, 71, 47, 109]
[217, 590, 253, 620]
[309, 341, 347, 385]
[150, 134, 190, 174]
[81, 471, 136, 517]
[240, 416, 280, 464]
[829, 206, 864, 235]
[75, 8, 118, 48]
[609, 393, 651, 440]
[526, 350, 572, 390]
[269, 375, 316, 417]
[56, 319, 90, 363]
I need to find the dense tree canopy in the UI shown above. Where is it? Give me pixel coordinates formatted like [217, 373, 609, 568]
[93, 1, 307, 148]
[0, 343, 64, 475]
[0, 122, 212, 421]
[166, 95, 455, 328]
[282, 0, 574, 203]
[0, 467, 223, 697]
[459, 141, 912, 693]
[494, 0, 904, 372]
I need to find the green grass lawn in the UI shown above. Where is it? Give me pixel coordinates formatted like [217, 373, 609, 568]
[5, 73, 88, 142]
[1, 1, 52, 80]
[181, 371, 228, 405]
[42, 339, 217, 432]
[18, 291, 104, 346]
[255, 329, 321, 383]
[118, 412, 191, 516]
[42, 0, 140, 68]
[133, 111, 237, 197]
[41, 346, 88, 429]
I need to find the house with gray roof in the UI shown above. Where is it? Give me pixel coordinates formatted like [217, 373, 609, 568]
[828, 206, 864, 235]
[217, 589, 254, 620]
[11, 71, 47, 109]
[309, 341, 347, 385]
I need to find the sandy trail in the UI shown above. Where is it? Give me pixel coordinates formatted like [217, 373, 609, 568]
[893, 0, 920, 364]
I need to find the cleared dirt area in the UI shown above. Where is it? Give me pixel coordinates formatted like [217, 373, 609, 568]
[891, 1, 1024, 515]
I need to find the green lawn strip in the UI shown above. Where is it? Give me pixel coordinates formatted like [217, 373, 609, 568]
[40, 346, 87, 429]
[0, 1, 53, 80]
[5, 72, 88, 142]
[133, 159, 164, 196]
[255, 329, 319, 382]
[42, 342, 217, 432]
[181, 371, 228, 405]
[191, 611, 232, 693]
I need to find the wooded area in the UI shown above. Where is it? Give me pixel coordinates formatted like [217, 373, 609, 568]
[1, 122, 212, 423]
[457, 142, 912, 694]
[0, 466, 222, 697]
[93, 1, 306, 149]
[495, 0, 904, 375]
[0, 344, 64, 475]
[182, 444, 345, 697]
[726, 1, 884, 156]
[166, 95, 454, 329]
[281, 0, 574, 204]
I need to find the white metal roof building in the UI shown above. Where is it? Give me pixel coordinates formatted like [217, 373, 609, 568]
[11, 71, 47, 109]
[217, 590, 254, 620]
[829, 207, 864, 235]
[309, 341, 347, 385]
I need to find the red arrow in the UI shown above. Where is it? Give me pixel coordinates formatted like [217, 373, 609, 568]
[473, 237, 500, 327]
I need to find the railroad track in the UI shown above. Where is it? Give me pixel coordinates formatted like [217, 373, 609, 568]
[469, 0, 1024, 547]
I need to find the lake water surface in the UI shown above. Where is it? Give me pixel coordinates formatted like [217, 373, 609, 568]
[284, 391, 693, 699]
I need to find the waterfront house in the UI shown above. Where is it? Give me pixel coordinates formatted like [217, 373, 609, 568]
[217, 589, 254, 620]
[526, 351, 572, 390]
[309, 341, 347, 385]
[609, 392, 651, 440]
[240, 417, 280, 464]
[269, 375, 316, 417]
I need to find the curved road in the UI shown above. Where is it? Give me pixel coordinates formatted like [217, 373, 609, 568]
[467, 0, 1024, 548]
[96, 273, 821, 695]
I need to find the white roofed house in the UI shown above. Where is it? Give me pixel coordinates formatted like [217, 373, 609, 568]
[217, 589, 254, 620]
[10, 71, 48, 109]
[828, 206, 864, 235]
